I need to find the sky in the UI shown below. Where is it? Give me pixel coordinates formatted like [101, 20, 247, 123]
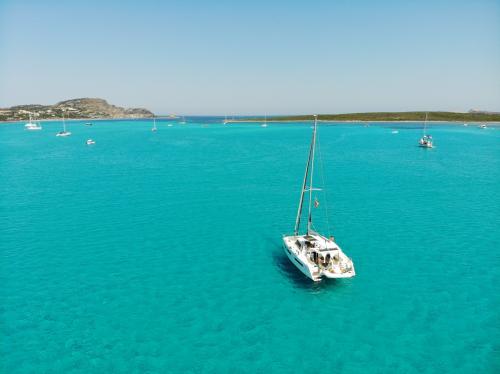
[1, 0, 499, 115]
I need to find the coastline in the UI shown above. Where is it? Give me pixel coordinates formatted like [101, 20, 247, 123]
[2, 117, 499, 125]
[228, 119, 500, 125]
[0, 117, 164, 125]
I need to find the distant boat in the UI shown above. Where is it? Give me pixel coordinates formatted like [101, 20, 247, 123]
[282, 115, 355, 281]
[167, 124, 173, 127]
[479, 124, 487, 129]
[418, 113, 433, 148]
[151, 118, 157, 132]
[85, 122, 93, 126]
[25, 113, 42, 131]
[261, 115, 268, 127]
[463, 123, 468, 127]
[179, 116, 186, 125]
[392, 130, 399, 134]
[86, 139, 95, 145]
[223, 115, 228, 125]
[56, 113, 71, 137]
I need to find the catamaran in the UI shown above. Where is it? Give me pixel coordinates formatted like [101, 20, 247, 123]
[151, 117, 157, 132]
[418, 113, 433, 148]
[25, 113, 42, 130]
[56, 113, 71, 137]
[282, 116, 355, 281]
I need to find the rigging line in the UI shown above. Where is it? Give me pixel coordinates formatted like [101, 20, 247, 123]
[316, 130, 332, 237]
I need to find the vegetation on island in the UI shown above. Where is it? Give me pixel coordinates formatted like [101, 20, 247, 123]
[0, 98, 154, 121]
[246, 111, 500, 123]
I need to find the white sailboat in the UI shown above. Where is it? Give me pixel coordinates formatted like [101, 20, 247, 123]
[56, 113, 71, 137]
[151, 117, 157, 132]
[179, 116, 186, 125]
[282, 115, 355, 282]
[418, 113, 433, 148]
[261, 115, 268, 127]
[479, 123, 487, 129]
[25, 113, 42, 130]
[223, 115, 228, 125]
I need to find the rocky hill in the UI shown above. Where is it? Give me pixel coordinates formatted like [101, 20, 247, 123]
[0, 98, 154, 121]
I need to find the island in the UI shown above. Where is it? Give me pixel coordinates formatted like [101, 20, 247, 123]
[0, 98, 154, 121]
[245, 110, 500, 123]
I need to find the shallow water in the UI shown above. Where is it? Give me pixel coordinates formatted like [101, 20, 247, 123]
[1, 119, 499, 373]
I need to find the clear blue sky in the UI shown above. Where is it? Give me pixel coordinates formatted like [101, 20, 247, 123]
[1, 0, 499, 115]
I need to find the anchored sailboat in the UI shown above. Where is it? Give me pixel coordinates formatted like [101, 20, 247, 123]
[418, 113, 433, 148]
[151, 117, 157, 132]
[25, 113, 42, 130]
[282, 116, 355, 281]
[56, 113, 71, 137]
[261, 115, 268, 127]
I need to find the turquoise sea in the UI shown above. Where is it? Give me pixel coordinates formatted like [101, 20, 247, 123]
[1, 119, 499, 373]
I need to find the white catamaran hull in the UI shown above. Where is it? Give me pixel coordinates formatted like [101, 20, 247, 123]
[283, 235, 355, 281]
[283, 240, 320, 282]
[418, 143, 433, 148]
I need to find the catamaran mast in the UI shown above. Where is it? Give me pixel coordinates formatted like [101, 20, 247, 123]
[307, 115, 318, 234]
[294, 115, 317, 235]
[423, 112, 428, 137]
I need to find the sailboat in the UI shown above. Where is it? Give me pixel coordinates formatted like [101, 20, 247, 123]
[261, 115, 268, 127]
[282, 116, 355, 281]
[418, 113, 433, 148]
[179, 116, 186, 125]
[223, 115, 228, 125]
[25, 113, 42, 130]
[56, 113, 71, 137]
[151, 117, 157, 132]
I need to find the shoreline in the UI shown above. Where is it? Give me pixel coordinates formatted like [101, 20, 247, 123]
[0, 117, 157, 125]
[2, 118, 499, 125]
[231, 119, 500, 124]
